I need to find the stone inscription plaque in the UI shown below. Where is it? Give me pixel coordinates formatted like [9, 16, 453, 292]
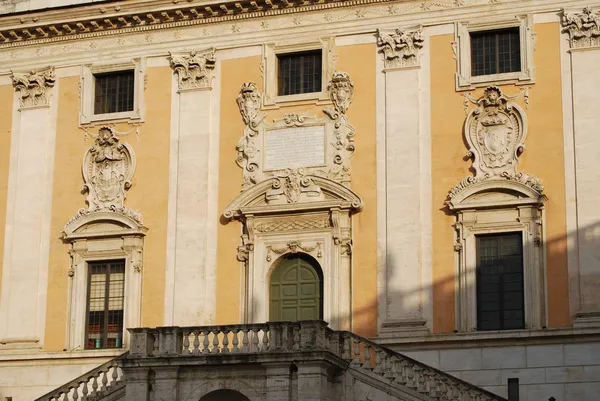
[265, 126, 326, 170]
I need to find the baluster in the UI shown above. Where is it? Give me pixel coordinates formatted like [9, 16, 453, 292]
[222, 329, 230, 353]
[212, 329, 220, 353]
[362, 344, 371, 369]
[373, 349, 383, 375]
[232, 329, 240, 353]
[72, 384, 79, 401]
[414, 366, 425, 392]
[57, 391, 65, 401]
[111, 365, 119, 384]
[101, 369, 108, 391]
[251, 328, 259, 352]
[262, 328, 269, 351]
[193, 331, 200, 354]
[292, 325, 300, 351]
[63, 389, 70, 401]
[383, 354, 394, 380]
[398, 360, 409, 385]
[341, 334, 350, 359]
[90, 375, 98, 397]
[242, 329, 250, 352]
[202, 330, 210, 354]
[81, 378, 89, 401]
[351, 338, 361, 366]
[152, 333, 159, 356]
[182, 331, 190, 354]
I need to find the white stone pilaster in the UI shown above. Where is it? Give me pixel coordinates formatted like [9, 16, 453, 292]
[376, 27, 430, 336]
[0, 67, 58, 348]
[164, 50, 218, 326]
[570, 47, 600, 327]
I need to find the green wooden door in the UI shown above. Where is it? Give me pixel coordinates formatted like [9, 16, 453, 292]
[269, 255, 323, 321]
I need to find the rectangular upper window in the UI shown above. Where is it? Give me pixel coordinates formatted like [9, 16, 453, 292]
[476, 233, 524, 331]
[470, 28, 521, 77]
[277, 51, 322, 96]
[85, 260, 125, 350]
[94, 70, 135, 115]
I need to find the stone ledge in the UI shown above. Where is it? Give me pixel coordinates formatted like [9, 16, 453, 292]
[374, 327, 600, 351]
[0, 348, 126, 362]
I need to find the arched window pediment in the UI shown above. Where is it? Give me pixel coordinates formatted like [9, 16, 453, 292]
[447, 178, 546, 211]
[62, 210, 147, 240]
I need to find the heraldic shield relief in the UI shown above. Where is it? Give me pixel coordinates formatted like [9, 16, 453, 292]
[465, 86, 526, 178]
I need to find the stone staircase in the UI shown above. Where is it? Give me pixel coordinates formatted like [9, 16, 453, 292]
[36, 321, 507, 401]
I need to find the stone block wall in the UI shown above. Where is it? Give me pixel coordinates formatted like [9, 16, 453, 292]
[403, 342, 600, 401]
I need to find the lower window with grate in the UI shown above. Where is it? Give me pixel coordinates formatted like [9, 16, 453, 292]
[277, 50, 322, 96]
[476, 233, 525, 331]
[470, 28, 521, 77]
[85, 260, 125, 349]
[94, 70, 135, 115]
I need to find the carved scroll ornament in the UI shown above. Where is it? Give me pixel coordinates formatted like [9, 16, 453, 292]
[11, 66, 56, 108]
[563, 7, 600, 49]
[266, 241, 322, 262]
[266, 168, 322, 204]
[169, 49, 216, 90]
[67, 126, 143, 227]
[376, 28, 424, 69]
[449, 86, 543, 200]
[235, 73, 355, 191]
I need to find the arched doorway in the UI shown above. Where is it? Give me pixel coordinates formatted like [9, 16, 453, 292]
[269, 253, 323, 321]
[199, 389, 250, 401]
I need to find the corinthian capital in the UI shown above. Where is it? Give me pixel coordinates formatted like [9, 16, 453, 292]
[376, 27, 424, 69]
[169, 49, 216, 91]
[563, 8, 600, 49]
[11, 66, 56, 109]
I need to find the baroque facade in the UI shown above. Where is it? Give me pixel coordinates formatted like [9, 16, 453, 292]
[0, 0, 599, 400]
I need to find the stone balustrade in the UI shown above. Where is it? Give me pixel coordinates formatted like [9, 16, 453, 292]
[35, 356, 126, 401]
[127, 321, 503, 401]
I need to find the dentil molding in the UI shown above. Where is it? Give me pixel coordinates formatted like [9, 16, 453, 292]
[169, 49, 216, 91]
[563, 7, 600, 49]
[11, 66, 55, 109]
[376, 27, 424, 69]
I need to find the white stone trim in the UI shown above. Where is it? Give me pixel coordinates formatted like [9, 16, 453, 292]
[66, 234, 144, 351]
[454, 205, 546, 332]
[261, 37, 335, 108]
[79, 58, 146, 125]
[454, 14, 535, 90]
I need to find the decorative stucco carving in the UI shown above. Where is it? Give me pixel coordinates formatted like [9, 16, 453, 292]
[235, 74, 356, 191]
[448, 86, 543, 202]
[11, 66, 56, 108]
[563, 7, 600, 49]
[376, 28, 424, 69]
[169, 49, 216, 90]
[266, 241, 322, 262]
[66, 126, 143, 228]
[266, 168, 322, 204]
[254, 218, 331, 233]
[328, 72, 354, 114]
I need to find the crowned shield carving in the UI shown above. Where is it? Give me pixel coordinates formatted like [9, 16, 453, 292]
[465, 87, 525, 177]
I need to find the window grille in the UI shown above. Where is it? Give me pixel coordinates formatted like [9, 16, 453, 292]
[94, 71, 135, 114]
[476, 233, 525, 331]
[470, 28, 521, 76]
[85, 260, 125, 349]
[277, 51, 322, 96]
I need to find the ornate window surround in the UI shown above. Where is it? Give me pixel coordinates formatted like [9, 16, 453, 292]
[262, 37, 335, 108]
[455, 15, 535, 90]
[447, 87, 546, 332]
[63, 213, 146, 351]
[80, 58, 146, 125]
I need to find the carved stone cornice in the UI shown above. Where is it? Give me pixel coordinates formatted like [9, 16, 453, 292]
[563, 7, 600, 49]
[169, 49, 216, 91]
[376, 27, 424, 69]
[11, 66, 55, 108]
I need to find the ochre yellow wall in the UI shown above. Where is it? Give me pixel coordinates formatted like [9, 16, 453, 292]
[430, 23, 569, 333]
[216, 56, 260, 324]
[337, 44, 378, 337]
[216, 45, 378, 335]
[0, 85, 13, 300]
[44, 67, 171, 350]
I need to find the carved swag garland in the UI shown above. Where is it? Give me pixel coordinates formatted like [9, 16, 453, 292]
[235, 72, 355, 200]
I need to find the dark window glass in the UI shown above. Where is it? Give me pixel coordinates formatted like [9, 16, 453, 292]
[476, 233, 524, 331]
[85, 260, 125, 349]
[94, 71, 135, 114]
[508, 378, 520, 401]
[470, 28, 521, 76]
[277, 51, 322, 96]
